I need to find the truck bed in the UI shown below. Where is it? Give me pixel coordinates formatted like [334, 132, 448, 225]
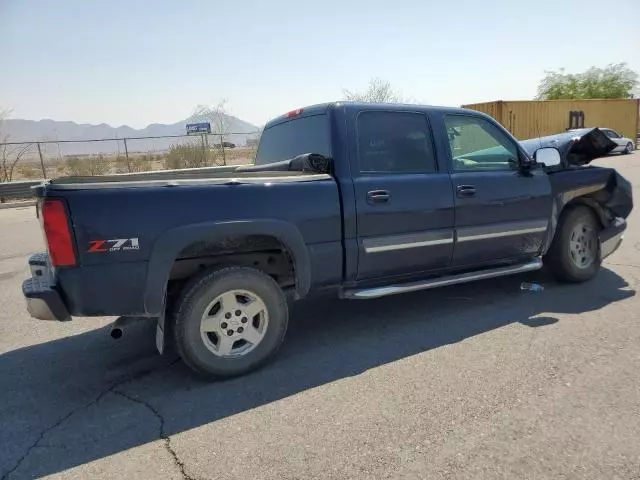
[35, 165, 329, 192]
[33, 166, 343, 317]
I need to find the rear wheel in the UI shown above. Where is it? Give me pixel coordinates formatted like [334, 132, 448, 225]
[623, 142, 633, 155]
[545, 206, 601, 283]
[173, 266, 288, 378]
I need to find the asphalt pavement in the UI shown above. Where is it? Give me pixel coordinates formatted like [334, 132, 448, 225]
[1, 153, 639, 480]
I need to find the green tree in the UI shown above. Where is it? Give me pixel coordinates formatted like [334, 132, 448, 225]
[343, 77, 405, 103]
[536, 63, 638, 100]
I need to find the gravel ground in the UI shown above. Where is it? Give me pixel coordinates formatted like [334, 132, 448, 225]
[1, 152, 639, 480]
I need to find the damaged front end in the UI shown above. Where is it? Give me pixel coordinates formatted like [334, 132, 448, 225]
[520, 127, 632, 219]
[525, 128, 633, 261]
[547, 165, 633, 220]
[547, 166, 632, 259]
[520, 127, 617, 167]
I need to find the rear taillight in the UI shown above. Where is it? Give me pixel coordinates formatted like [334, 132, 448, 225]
[41, 199, 77, 267]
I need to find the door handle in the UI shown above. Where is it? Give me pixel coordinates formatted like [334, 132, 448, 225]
[456, 185, 476, 197]
[367, 190, 391, 204]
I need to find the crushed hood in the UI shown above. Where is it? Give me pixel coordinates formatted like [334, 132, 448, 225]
[520, 128, 617, 166]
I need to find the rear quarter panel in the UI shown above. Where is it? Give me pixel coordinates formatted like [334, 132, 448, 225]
[49, 177, 342, 316]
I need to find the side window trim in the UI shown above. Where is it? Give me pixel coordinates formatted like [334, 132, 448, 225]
[355, 109, 440, 175]
[444, 113, 522, 173]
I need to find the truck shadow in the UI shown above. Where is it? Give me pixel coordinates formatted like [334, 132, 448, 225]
[0, 267, 634, 478]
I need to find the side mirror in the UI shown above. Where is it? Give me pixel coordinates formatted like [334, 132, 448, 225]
[534, 147, 561, 168]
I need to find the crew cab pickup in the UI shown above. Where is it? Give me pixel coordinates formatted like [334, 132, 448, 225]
[23, 102, 632, 378]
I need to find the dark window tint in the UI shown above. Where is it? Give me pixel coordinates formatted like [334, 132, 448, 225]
[445, 115, 519, 172]
[255, 114, 330, 165]
[603, 129, 619, 139]
[357, 112, 436, 173]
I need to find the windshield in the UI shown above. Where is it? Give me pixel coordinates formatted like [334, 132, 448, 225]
[255, 114, 330, 165]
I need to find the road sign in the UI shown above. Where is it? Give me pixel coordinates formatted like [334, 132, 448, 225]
[186, 122, 211, 135]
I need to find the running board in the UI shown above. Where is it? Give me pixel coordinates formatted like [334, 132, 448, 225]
[343, 258, 543, 300]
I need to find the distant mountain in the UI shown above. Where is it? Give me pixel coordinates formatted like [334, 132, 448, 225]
[1, 113, 261, 157]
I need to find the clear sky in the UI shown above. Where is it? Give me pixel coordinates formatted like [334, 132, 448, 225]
[1, 0, 638, 129]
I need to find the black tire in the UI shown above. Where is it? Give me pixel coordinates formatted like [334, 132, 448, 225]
[623, 142, 633, 155]
[173, 266, 288, 379]
[545, 206, 601, 283]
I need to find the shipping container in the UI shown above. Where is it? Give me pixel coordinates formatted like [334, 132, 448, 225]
[462, 99, 640, 142]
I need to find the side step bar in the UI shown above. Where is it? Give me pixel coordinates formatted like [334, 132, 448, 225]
[343, 258, 542, 300]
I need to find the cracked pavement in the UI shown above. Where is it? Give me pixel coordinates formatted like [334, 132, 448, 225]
[1, 152, 640, 479]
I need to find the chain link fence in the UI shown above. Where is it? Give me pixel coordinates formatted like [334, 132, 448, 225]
[0, 132, 261, 182]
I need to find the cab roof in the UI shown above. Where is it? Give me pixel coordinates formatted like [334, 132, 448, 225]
[264, 102, 481, 129]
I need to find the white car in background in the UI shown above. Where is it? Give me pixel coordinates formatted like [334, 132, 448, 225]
[569, 128, 635, 155]
[599, 128, 635, 154]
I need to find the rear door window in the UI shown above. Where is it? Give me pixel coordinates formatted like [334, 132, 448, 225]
[357, 111, 436, 173]
[255, 114, 330, 165]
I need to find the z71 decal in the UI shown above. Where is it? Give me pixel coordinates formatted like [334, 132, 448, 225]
[88, 238, 140, 253]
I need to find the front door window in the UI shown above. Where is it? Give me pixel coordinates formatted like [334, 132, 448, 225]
[444, 115, 520, 172]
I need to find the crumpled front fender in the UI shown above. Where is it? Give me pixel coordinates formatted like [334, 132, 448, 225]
[520, 128, 617, 167]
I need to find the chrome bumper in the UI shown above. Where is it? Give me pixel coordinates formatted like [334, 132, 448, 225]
[600, 218, 626, 260]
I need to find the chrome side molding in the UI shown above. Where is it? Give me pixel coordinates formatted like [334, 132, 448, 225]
[343, 258, 543, 300]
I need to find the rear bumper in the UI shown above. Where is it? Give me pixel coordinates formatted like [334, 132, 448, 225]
[22, 253, 71, 322]
[600, 217, 626, 260]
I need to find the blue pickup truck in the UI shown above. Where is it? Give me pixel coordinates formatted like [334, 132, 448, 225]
[23, 102, 632, 378]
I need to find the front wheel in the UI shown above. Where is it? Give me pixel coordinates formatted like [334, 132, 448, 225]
[173, 266, 288, 379]
[545, 206, 601, 283]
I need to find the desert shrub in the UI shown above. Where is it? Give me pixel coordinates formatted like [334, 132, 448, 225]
[132, 154, 153, 172]
[65, 154, 111, 176]
[115, 153, 153, 173]
[164, 143, 214, 170]
[16, 163, 43, 179]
